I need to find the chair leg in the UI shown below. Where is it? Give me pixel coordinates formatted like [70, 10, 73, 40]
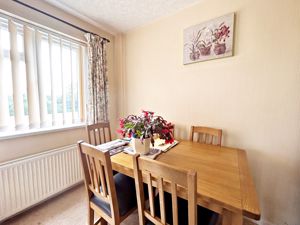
[100, 220, 108, 225]
[88, 207, 94, 225]
[217, 215, 223, 225]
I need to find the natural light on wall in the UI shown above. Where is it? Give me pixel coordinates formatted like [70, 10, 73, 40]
[0, 13, 86, 136]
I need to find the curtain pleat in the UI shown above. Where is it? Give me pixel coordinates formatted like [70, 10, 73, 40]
[85, 33, 109, 124]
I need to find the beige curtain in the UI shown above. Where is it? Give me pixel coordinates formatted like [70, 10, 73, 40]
[85, 33, 109, 124]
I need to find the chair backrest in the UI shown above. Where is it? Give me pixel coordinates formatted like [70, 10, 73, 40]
[133, 154, 197, 225]
[189, 126, 222, 146]
[86, 122, 112, 145]
[78, 141, 120, 224]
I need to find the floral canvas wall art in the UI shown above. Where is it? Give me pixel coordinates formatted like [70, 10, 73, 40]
[183, 13, 235, 64]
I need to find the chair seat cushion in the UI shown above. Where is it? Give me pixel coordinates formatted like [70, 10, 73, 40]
[91, 173, 137, 217]
[146, 192, 219, 225]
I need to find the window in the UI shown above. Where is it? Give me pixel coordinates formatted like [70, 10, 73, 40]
[0, 14, 86, 134]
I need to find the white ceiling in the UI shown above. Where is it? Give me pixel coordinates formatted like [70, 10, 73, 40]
[44, 0, 204, 34]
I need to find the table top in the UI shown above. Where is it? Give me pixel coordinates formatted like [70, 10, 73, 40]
[111, 140, 260, 220]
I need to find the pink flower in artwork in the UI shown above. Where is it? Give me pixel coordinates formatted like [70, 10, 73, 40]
[213, 22, 230, 44]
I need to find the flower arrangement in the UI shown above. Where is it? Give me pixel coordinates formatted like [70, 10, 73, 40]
[117, 110, 174, 146]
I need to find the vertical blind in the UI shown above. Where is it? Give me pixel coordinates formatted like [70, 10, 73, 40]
[0, 14, 86, 132]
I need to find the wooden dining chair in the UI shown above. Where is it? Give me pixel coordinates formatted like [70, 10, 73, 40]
[86, 122, 112, 145]
[189, 126, 222, 146]
[133, 154, 219, 225]
[78, 141, 137, 225]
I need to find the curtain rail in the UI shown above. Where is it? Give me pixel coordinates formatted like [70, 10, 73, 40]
[0, 9, 86, 46]
[12, 0, 110, 43]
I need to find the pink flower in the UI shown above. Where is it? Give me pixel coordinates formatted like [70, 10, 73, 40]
[165, 138, 174, 144]
[167, 123, 174, 129]
[142, 110, 149, 117]
[116, 129, 123, 134]
[128, 131, 132, 138]
[117, 129, 125, 137]
[162, 129, 170, 134]
[119, 118, 125, 128]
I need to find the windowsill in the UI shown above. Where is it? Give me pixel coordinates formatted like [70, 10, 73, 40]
[0, 123, 86, 140]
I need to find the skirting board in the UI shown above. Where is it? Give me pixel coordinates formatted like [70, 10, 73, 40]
[244, 217, 276, 225]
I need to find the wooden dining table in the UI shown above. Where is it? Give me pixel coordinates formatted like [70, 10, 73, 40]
[111, 140, 260, 225]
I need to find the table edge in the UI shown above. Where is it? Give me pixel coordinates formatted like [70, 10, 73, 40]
[237, 149, 261, 220]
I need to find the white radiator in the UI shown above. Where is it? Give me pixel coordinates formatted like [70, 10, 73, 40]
[0, 144, 83, 222]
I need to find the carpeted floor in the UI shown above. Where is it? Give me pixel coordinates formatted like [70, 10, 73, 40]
[2, 184, 256, 225]
[2, 184, 139, 225]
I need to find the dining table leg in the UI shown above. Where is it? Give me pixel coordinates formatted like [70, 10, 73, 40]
[222, 209, 243, 225]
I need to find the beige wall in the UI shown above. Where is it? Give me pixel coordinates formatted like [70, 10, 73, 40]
[0, 0, 118, 162]
[123, 0, 300, 224]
